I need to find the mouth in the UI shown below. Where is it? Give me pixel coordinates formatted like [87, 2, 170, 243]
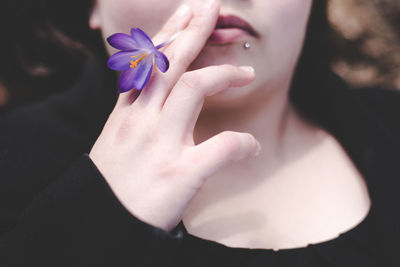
[208, 15, 259, 45]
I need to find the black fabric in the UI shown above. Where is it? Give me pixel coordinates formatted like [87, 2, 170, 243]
[0, 59, 399, 266]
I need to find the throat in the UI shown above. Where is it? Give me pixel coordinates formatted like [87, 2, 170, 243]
[182, 131, 372, 250]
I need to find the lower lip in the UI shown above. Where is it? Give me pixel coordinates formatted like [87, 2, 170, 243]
[208, 28, 252, 45]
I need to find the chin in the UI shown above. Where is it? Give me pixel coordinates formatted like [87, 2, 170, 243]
[202, 83, 260, 111]
[188, 44, 242, 71]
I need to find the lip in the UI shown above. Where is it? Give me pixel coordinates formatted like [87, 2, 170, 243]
[208, 15, 258, 45]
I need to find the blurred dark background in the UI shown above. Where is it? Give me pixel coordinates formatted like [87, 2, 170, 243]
[329, 0, 400, 90]
[0, 0, 399, 109]
[0, 0, 99, 109]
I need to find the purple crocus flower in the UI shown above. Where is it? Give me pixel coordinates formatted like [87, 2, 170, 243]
[107, 28, 170, 93]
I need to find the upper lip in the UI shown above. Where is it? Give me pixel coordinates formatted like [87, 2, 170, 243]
[215, 15, 259, 38]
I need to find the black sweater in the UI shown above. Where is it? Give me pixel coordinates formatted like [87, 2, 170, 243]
[0, 60, 399, 266]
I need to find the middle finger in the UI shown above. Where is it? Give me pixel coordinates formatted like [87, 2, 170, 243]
[136, 0, 220, 111]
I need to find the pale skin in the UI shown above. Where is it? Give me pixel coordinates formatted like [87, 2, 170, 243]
[89, 0, 371, 250]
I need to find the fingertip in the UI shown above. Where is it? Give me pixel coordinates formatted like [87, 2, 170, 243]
[208, 0, 221, 12]
[227, 66, 256, 88]
[175, 4, 191, 18]
[253, 140, 261, 157]
[239, 66, 255, 75]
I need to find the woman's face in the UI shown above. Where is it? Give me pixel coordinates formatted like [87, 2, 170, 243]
[90, 0, 313, 108]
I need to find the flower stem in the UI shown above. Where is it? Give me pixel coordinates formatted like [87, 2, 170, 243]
[155, 31, 183, 50]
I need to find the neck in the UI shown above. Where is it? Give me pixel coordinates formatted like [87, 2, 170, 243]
[194, 82, 317, 163]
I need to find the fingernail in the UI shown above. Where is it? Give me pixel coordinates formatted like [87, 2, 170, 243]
[240, 66, 255, 74]
[254, 141, 261, 157]
[202, 0, 216, 13]
[176, 4, 190, 17]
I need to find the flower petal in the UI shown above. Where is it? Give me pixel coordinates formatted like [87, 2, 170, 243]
[154, 51, 169, 73]
[133, 55, 154, 90]
[107, 50, 145, 71]
[117, 55, 154, 92]
[131, 28, 155, 49]
[107, 33, 139, 50]
[117, 68, 137, 93]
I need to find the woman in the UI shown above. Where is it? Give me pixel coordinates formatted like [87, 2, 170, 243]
[0, 0, 399, 266]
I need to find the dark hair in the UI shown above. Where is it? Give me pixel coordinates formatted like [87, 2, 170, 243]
[0, 0, 333, 109]
[0, 0, 102, 108]
[296, 0, 332, 77]
[289, 0, 336, 123]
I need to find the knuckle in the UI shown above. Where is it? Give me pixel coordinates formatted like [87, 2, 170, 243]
[179, 72, 202, 94]
[167, 50, 192, 68]
[188, 17, 205, 32]
[157, 157, 187, 179]
[116, 120, 135, 141]
[118, 119, 138, 139]
[117, 116, 156, 144]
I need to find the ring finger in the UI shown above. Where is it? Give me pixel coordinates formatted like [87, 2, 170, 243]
[159, 65, 256, 143]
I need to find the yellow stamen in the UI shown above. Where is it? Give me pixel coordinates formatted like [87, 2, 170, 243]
[130, 54, 147, 69]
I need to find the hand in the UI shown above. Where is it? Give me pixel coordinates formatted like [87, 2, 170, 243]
[89, 1, 260, 232]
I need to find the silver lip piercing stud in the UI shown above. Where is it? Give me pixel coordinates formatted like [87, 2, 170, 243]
[244, 42, 251, 49]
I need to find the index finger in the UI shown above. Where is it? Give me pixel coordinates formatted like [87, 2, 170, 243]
[116, 4, 194, 108]
[136, 0, 220, 110]
[151, 5, 193, 49]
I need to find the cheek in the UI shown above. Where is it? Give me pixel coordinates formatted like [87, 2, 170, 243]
[100, 0, 181, 39]
[264, 0, 312, 44]
[259, 0, 312, 73]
